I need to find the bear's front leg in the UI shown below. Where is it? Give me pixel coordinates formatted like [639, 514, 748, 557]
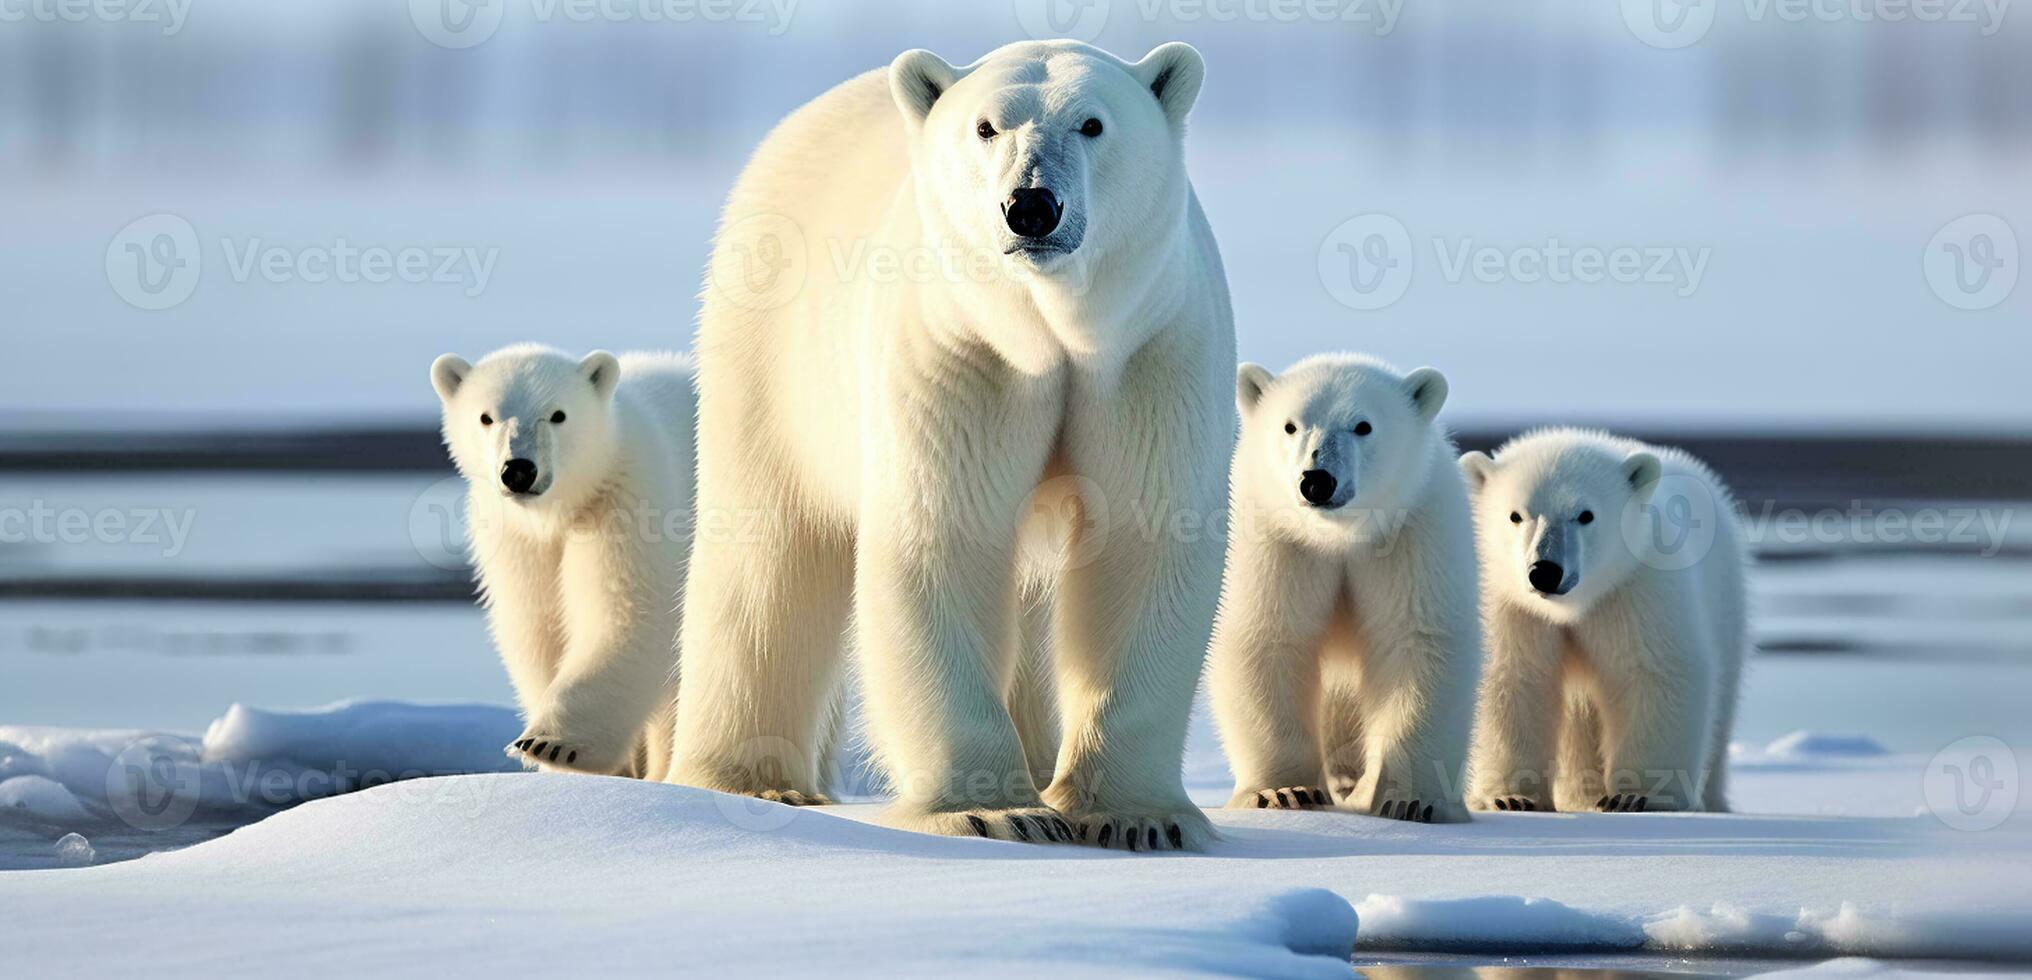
[1207, 533, 1342, 811]
[1577, 599, 1717, 813]
[511, 511, 681, 776]
[1465, 605, 1566, 813]
[1344, 537, 1482, 824]
[1042, 356, 1231, 852]
[851, 354, 1073, 843]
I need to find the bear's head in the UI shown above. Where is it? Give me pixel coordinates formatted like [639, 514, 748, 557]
[888, 40, 1203, 280]
[1235, 355, 1449, 548]
[431, 345, 623, 520]
[1459, 432, 1663, 623]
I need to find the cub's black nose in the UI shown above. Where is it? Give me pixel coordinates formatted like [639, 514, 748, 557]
[1528, 561, 1567, 595]
[1003, 188, 1062, 239]
[501, 458, 539, 495]
[1298, 470, 1339, 507]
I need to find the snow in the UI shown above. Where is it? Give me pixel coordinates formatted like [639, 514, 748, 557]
[1, 698, 2028, 974]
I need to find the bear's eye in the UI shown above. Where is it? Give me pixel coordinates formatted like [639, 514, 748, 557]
[1577, 510, 1594, 525]
[550, 411, 567, 424]
[1509, 512, 1523, 524]
[976, 119, 997, 140]
[1283, 421, 1297, 435]
[479, 413, 493, 427]
[1354, 421, 1373, 437]
[1079, 118, 1103, 138]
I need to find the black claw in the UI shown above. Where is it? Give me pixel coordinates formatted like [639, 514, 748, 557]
[1055, 819, 1072, 841]
[566, 750, 578, 765]
[1167, 824, 1184, 849]
[1146, 826, 1160, 851]
[1608, 794, 1624, 811]
[1254, 793, 1269, 808]
[1596, 795, 1610, 809]
[1276, 789, 1296, 808]
[1077, 822, 1090, 841]
[966, 815, 991, 838]
[1313, 788, 1330, 805]
[1097, 823, 1114, 847]
[1495, 798, 1509, 811]
[1421, 803, 1435, 823]
[515, 739, 530, 751]
[548, 744, 561, 762]
[1634, 796, 1648, 812]
[1010, 816, 1033, 841]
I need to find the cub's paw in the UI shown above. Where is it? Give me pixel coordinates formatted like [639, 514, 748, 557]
[1596, 793, 1648, 813]
[1369, 797, 1470, 824]
[888, 806, 1077, 844]
[757, 789, 832, 807]
[1233, 786, 1332, 811]
[506, 728, 626, 775]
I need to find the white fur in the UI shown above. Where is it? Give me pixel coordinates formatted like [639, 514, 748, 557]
[671, 40, 1233, 849]
[1461, 428, 1748, 813]
[432, 344, 695, 781]
[1208, 354, 1482, 823]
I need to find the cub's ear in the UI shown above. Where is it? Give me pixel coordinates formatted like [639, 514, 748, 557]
[1131, 42, 1205, 128]
[430, 354, 471, 404]
[1623, 451, 1663, 504]
[1403, 367, 1449, 422]
[889, 49, 964, 129]
[581, 350, 621, 400]
[1236, 362, 1274, 414]
[1458, 450, 1495, 491]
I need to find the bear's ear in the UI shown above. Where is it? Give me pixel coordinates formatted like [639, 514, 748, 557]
[581, 350, 621, 401]
[1403, 367, 1449, 423]
[889, 49, 963, 129]
[430, 354, 471, 404]
[1131, 42, 1205, 129]
[1235, 362, 1274, 414]
[1458, 450, 1495, 491]
[1623, 451, 1663, 504]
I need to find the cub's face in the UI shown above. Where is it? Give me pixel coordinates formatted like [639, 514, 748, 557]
[1460, 442, 1662, 622]
[1235, 359, 1449, 548]
[431, 349, 621, 516]
[888, 41, 1203, 279]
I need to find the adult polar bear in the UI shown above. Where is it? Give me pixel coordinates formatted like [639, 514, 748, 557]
[672, 40, 1233, 850]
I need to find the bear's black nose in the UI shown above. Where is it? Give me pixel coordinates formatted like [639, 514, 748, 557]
[1003, 188, 1062, 239]
[501, 458, 539, 495]
[1528, 561, 1567, 596]
[1298, 470, 1338, 507]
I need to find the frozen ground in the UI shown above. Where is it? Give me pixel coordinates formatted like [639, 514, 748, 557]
[1, 694, 2027, 975]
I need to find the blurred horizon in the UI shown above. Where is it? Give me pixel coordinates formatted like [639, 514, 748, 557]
[1, 1, 2026, 429]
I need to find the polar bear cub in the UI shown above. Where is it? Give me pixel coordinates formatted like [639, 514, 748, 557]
[1209, 354, 1482, 823]
[1460, 428, 1747, 813]
[430, 344, 695, 781]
